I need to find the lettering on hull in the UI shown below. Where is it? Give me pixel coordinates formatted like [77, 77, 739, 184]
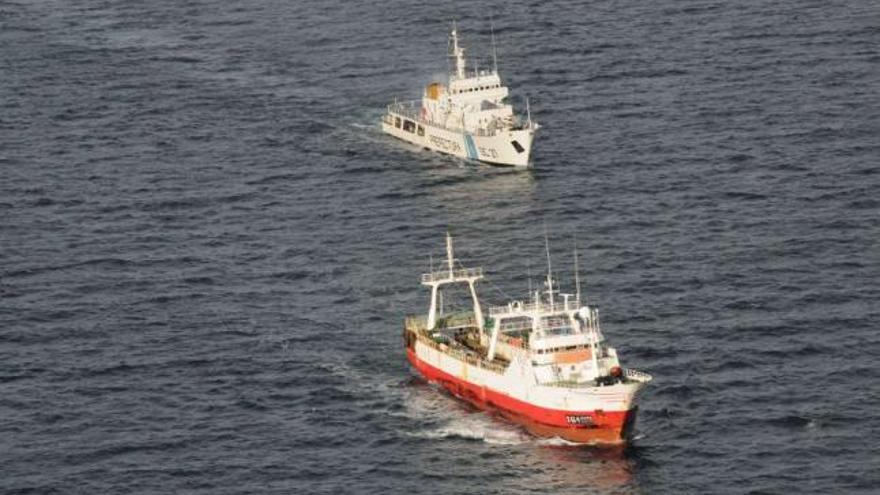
[566, 415, 595, 426]
[428, 135, 463, 154]
[383, 120, 530, 167]
[478, 147, 498, 159]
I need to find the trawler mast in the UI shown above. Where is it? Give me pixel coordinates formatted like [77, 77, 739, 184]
[422, 232, 484, 333]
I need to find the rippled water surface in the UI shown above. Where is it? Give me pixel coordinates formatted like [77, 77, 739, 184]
[2, 0, 879, 493]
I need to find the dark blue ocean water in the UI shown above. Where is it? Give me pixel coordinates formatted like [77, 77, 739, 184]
[2, 0, 878, 493]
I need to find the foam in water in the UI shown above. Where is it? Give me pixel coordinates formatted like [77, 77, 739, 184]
[399, 383, 532, 444]
[402, 384, 614, 447]
[413, 414, 532, 446]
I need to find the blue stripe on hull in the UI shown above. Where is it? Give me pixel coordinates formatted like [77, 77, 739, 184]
[464, 134, 478, 160]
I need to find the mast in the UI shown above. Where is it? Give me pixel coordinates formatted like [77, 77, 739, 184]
[544, 232, 554, 308]
[526, 96, 532, 127]
[424, 233, 484, 333]
[490, 22, 498, 74]
[574, 245, 581, 305]
[451, 22, 465, 80]
[591, 308, 600, 377]
[527, 258, 533, 298]
[438, 290, 444, 316]
[446, 231, 455, 275]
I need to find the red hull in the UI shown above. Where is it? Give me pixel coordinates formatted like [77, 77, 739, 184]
[407, 348, 637, 445]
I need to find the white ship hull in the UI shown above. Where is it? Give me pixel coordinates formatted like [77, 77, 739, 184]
[413, 339, 646, 413]
[382, 115, 534, 167]
[408, 339, 649, 444]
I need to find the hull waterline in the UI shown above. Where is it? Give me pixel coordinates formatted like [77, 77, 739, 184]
[407, 348, 638, 445]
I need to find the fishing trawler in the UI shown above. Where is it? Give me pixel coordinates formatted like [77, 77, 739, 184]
[404, 233, 652, 444]
[381, 24, 539, 167]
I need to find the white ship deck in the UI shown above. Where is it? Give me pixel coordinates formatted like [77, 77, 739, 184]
[386, 100, 531, 137]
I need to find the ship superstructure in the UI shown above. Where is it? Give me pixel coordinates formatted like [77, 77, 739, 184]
[404, 233, 652, 444]
[382, 24, 539, 167]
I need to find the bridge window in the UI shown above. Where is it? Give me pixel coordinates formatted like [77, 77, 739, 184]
[540, 315, 573, 336]
[499, 316, 531, 341]
[394, 117, 401, 128]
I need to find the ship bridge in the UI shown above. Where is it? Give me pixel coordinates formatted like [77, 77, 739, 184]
[480, 239, 613, 385]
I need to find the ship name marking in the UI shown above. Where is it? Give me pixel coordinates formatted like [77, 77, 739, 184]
[428, 135, 462, 153]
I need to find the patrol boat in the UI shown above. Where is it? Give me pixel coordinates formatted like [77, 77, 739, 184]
[404, 233, 652, 444]
[382, 24, 539, 167]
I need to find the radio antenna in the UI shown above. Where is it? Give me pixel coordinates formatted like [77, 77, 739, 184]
[490, 20, 498, 73]
[527, 258, 533, 297]
[544, 229, 554, 307]
[574, 244, 581, 305]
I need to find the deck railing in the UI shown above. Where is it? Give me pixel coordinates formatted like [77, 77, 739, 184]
[543, 380, 592, 389]
[405, 312, 476, 332]
[405, 315, 428, 331]
[386, 100, 519, 137]
[405, 312, 508, 374]
[624, 368, 653, 383]
[413, 332, 508, 374]
[497, 318, 532, 334]
[543, 368, 653, 389]
[421, 267, 483, 284]
[440, 312, 478, 330]
[388, 100, 421, 121]
[488, 299, 585, 317]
